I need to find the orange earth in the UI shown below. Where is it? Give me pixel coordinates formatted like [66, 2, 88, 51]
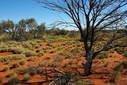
[0, 41, 127, 85]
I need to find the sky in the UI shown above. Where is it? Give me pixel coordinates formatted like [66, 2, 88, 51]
[0, 0, 68, 26]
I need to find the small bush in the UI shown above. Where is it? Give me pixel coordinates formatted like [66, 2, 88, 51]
[123, 51, 127, 57]
[17, 67, 38, 75]
[115, 48, 125, 54]
[50, 50, 56, 54]
[110, 72, 119, 83]
[11, 63, 20, 68]
[122, 61, 127, 68]
[38, 50, 44, 56]
[5, 77, 20, 85]
[23, 74, 31, 81]
[96, 52, 108, 59]
[27, 56, 36, 61]
[114, 61, 127, 71]
[19, 60, 25, 65]
[23, 50, 36, 57]
[0, 54, 25, 62]
[6, 71, 16, 77]
[75, 80, 92, 85]
[2, 66, 10, 71]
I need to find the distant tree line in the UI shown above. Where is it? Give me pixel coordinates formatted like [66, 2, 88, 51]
[0, 18, 79, 41]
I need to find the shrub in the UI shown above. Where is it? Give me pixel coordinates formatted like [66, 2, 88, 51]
[50, 50, 56, 54]
[71, 48, 80, 53]
[113, 61, 127, 71]
[47, 43, 54, 47]
[23, 74, 31, 81]
[0, 54, 25, 62]
[27, 56, 36, 61]
[54, 56, 64, 65]
[17, 67, 38, 75]
[75, 80, 92, 85]
[5, 77, 20, 85]
[11, 54, 25, 60]
[6, 71, 16, 77]
[110, 72, 119, 83]
[114, 48, 124, 54]
[122, 61, 127, 68]
[23, 50, 36, 57]
[96, 52, 108, 59]
[2, 66, 10, 71]
[37, 50, 44, 56]
[0, 79, 2, 83]
[0, 45, 37, 57]
[19, 60, 25, 65]
[11, 63, 20, 68]
[123, 50, 127, 57]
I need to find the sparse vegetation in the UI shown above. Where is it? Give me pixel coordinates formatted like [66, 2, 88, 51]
[5, 77, 20, 85]
[75, 80, 92, 85]
[23, 73, 31, 81]
[96, 52, 108, 59]
[0, 0, 127, 84]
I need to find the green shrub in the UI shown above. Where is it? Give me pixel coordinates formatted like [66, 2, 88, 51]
[50, 50, 56, 54]
[19, 60, 25, 65]
[0, 54, 25, 62]
[6, 71, 16, 77]
[71, 48, 80, 53]
[2, 66, 10, 71]
[11, 63, 20, 68]
[17, 67, 38, 75]
[96, 52, 108, 59]
[75, 80, 92, 85]
[113, 61, 127, 71]
[113, 63, 123, 71]
[54, 56, 64, 65]
[5, 77, 20, 85]
[122, 61, 127, 68]
[37, 50, 44, 56]
[110, 72, 119, 83]
[23, 50, 36, 57]
[0, 79, 2, 83]
[123, 50, 127, 57]
[23, 74, 31, 81]
[0, 45, 37, 57]
[27, 56, 36, 61]
[115, 48, 125, 54]
[47, 43, 54, 47]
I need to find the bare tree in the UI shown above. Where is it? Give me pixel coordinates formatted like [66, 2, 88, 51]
[36, 0, 127, 75]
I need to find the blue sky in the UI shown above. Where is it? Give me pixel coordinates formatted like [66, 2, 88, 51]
[0, 0, 67, 25]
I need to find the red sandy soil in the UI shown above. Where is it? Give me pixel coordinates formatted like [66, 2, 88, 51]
[0, 42, 127, 85]
[0, 52, 13, 57]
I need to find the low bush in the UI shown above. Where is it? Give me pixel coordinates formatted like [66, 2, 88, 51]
[5, 77, 20, 85]
[114, 48, 124, 54]
[122, 61, 127, 68]
[23, 50, 37, 57]
[0, 55, 24, 62]
[19, 60, 26, 65]
[0, 54, 25, 62]
[17, 67, 38, 75]
[2, 66, 10, 71]
[0, 46, 37, 57]
[11, 63, 20, 68]
[6, 71, 16, 77]
[96, 52, 108, 59]
[23, 73, 31, 81]
[114, 61, 127, 71]
[75, 80, 92, 85]
[110, 72, 119, 83]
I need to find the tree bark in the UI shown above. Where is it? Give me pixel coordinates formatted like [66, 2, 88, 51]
[84, 51, 93, 75]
